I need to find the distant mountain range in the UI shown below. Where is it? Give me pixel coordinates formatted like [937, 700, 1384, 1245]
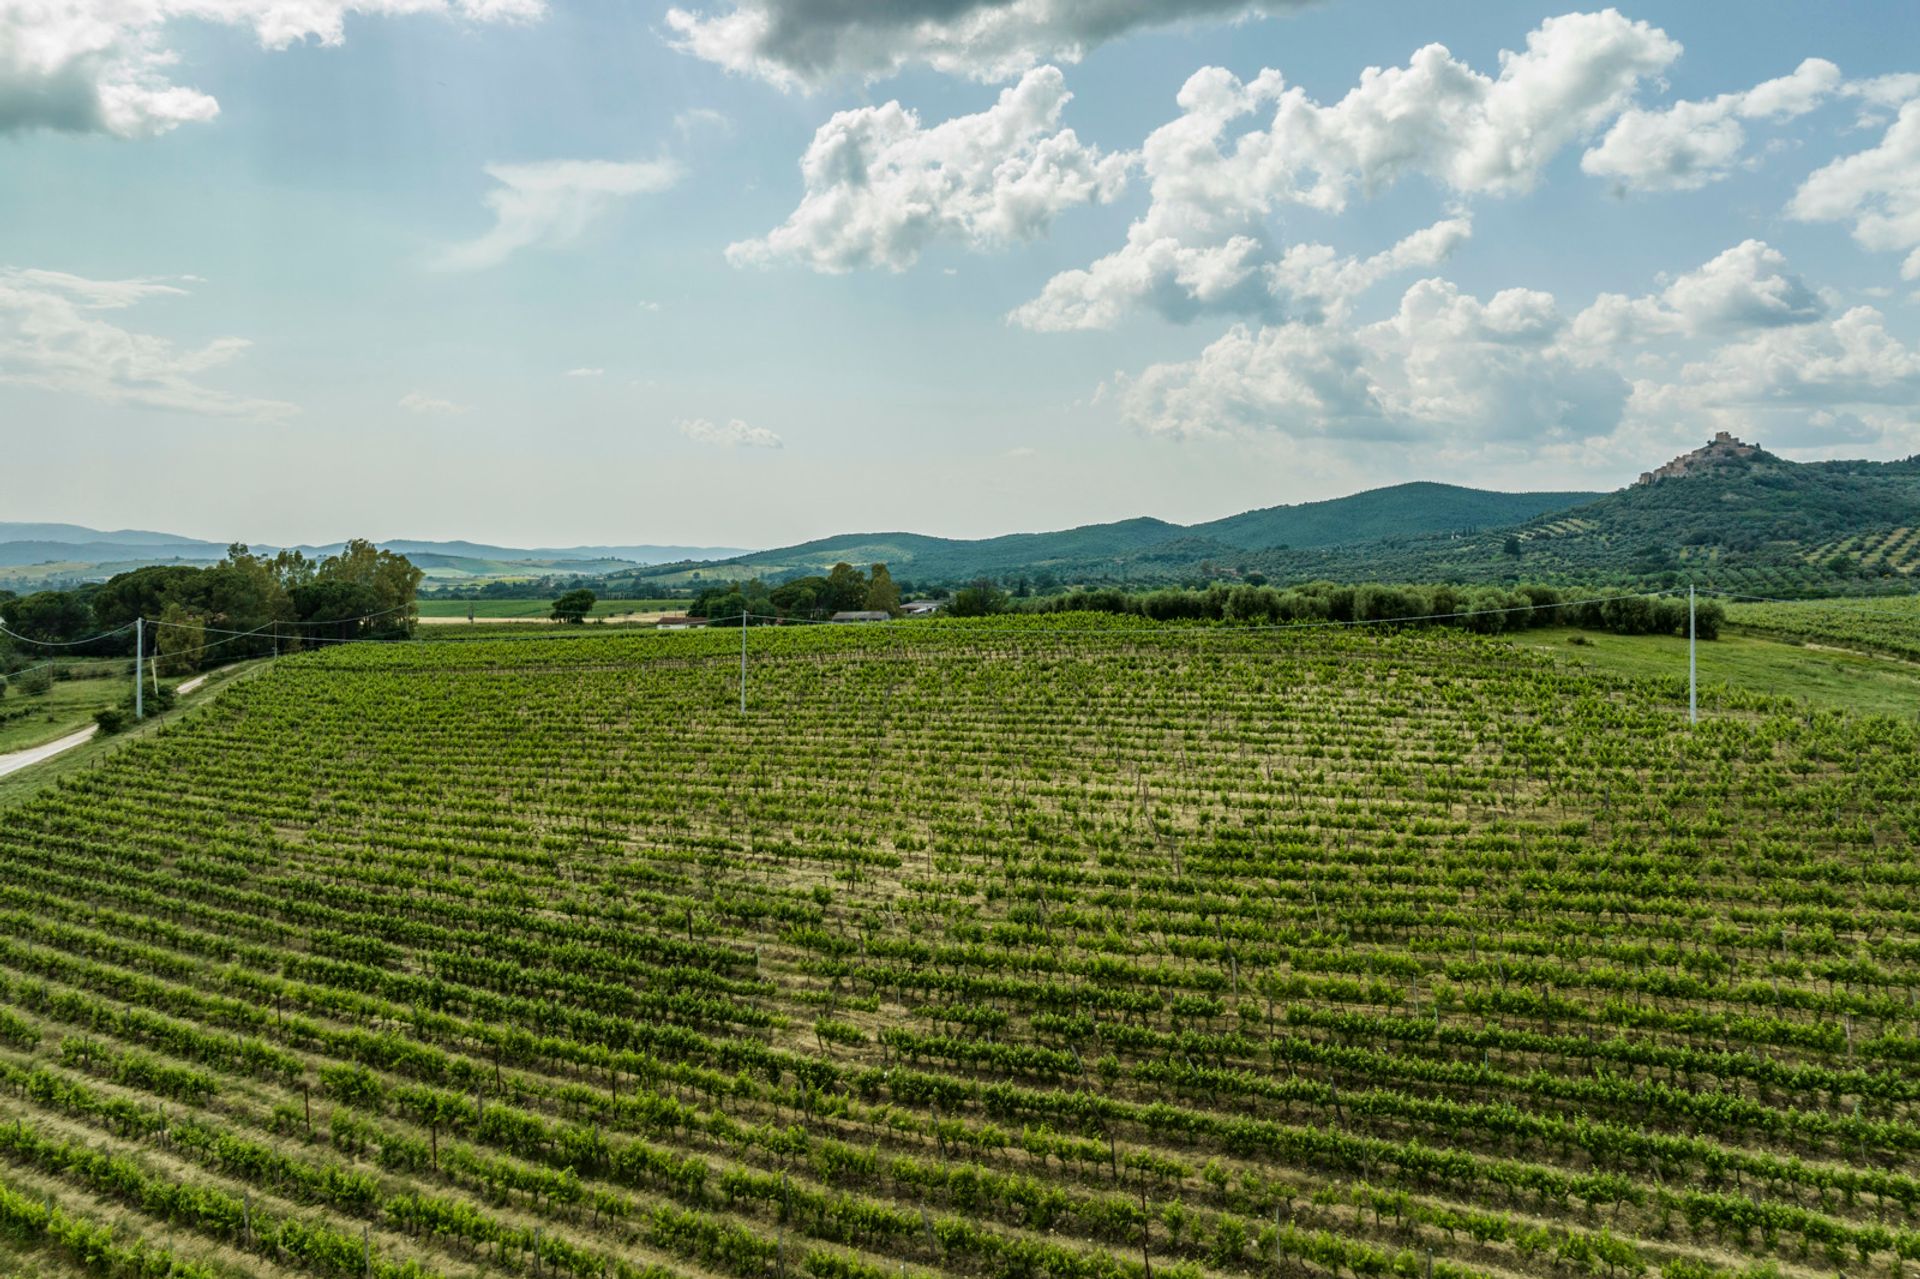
[612, 440, 1920, 596]
[0, 528, 748, 589]
[611, 482, 1604, 588]
[11, 438, 1917, 598]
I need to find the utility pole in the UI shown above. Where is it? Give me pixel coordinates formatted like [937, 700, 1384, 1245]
[134, 617, 143, 721]
[1688, 584, 1697, 726]
[740, 608, 748, 714]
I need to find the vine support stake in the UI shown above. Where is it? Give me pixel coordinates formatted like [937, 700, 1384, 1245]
[740, 607, 748, 714]
[134, 616, 144, 720]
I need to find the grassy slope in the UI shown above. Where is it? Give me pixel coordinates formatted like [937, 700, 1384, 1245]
[0, 662, 128, 753]
[1495, 625, 1920, 719]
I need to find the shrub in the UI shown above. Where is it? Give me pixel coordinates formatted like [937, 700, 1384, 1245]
[11, 667, 53, 697]
[93, 707, 127, 735]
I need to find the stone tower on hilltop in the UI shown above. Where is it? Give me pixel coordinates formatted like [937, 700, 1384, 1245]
[1636, 432, 1759, 486]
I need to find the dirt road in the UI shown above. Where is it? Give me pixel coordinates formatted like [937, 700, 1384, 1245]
[0, 725, 98, 778]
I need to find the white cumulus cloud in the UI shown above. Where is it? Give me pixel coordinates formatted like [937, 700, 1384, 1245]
[0, 267, 293, 417]
[1105, 239, 1919, 465]
[1681, 305, 1920, 409]
[1581, 57, 1843, 192]
[664, 0, 1310, 89]
[437, 158, 682, 271]
[1015, 11, 1674, 330]
[0, 0, 544, 138]
[1562, 238, 1827, 359]
[679, 417, 783, 448]
[1115, 276, 1627, 445]
[1657, 239, 1826, 332]
[729, 66, 1128, 273]
[1013, 216, 1472, 331]
[1788, 100, 1920, 279]
[1175, 11, 1680, 215]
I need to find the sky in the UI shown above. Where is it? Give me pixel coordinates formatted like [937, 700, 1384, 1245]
[3, 0, 1918, 550]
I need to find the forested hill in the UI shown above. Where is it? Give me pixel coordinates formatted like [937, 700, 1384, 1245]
[1187, 481, 1600, 550]
[620, 442, 1920, 596]
[1243, 446, 1920, 595]
[626, 482, 1601, 588]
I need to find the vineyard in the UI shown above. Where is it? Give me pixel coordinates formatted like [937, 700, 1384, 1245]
[1726, 596, 1920, 663]
[1802, 532, 1920, 579]
[0, 616, 1917, 1279]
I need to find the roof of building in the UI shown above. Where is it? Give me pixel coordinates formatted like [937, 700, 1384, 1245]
[830, 611, 891, 622]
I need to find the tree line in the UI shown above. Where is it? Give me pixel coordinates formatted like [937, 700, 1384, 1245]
[668, 569, 1721, 638]
[967, 579, 1724, 638]
[0, 540, 422, 673]
[688, 562, 902, 623]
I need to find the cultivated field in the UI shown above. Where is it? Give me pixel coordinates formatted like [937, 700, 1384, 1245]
[1725, 596, 1920, 663]
[0, 616, 1915, 1279]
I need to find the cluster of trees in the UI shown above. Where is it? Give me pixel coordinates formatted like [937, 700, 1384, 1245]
[689, 563, 901, 623]
[426, 573, 617, 602]
[551, 589, 597, 623]
[948, 579, 1010, 617]
[1019, 581, 1725, 638]
[0, 541, 422, 672]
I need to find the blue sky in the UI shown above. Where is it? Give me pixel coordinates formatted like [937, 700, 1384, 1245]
[3, 0, 1916, 549]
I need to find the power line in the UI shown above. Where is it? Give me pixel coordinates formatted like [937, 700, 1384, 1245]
[0, 620, 137, 648]
[0, 660, 58, 681]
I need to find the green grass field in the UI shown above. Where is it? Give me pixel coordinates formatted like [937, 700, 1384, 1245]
[416, 597, 686, 620]
[0, 660, 130, 753]
[1496, 624, 1920, 719]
